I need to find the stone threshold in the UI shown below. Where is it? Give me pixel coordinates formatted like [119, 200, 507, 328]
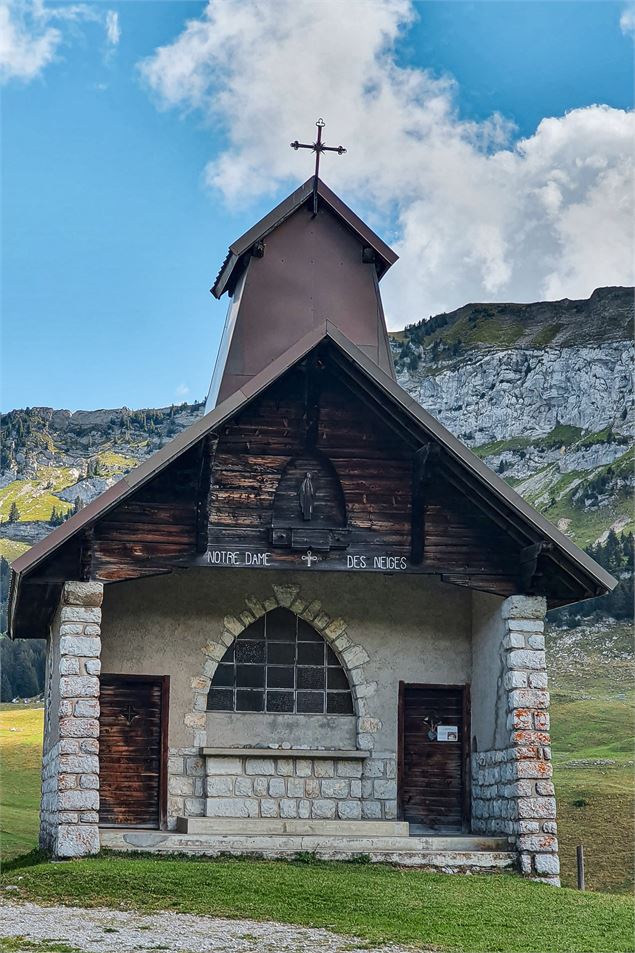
[101, 828, 515, 870]
[202, 747, 370, 759]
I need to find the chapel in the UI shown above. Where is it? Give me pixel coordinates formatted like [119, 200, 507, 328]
[9, 152, 615, 883]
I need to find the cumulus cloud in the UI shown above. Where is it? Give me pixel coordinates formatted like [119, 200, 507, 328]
[0, 0, 120, 83]
[140, 0, 635, 324]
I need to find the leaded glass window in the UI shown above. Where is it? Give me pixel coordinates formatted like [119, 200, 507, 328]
[207, 607, 354, 715]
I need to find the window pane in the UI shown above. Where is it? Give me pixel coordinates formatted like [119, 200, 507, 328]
[208, 608, 353, 716]
[297, 691, 325, 713]
[327, 667, 349, 690]
[266, 691, 294, 713]
[297, 619, 321, 642]
[268, 642, 295, 665]
[297, 667, 325, 690]
[207, 688, 233, 711]
[236, 640, 266, 663]
[236, 690, 264, 711]
[327, 691, 354, 714]
[240, 616, 265, 639]
[212, 663, 234, 688]
[267, 666, 294, 689]
[265, 607, 297, 641]
[297, 642, 324, 665]
[236, 664, 265, 688]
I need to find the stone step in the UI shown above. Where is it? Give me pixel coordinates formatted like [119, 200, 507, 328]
[101, 828, 513, 867]
[176, 817, 410, 837]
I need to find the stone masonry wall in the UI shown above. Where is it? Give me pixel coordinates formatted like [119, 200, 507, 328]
[472, 595, 560, 885]
[40, 626, 61, 852]
[40, 581, 103, 858]
[163, 583, 396, 828]
[202, 753, 397, 821]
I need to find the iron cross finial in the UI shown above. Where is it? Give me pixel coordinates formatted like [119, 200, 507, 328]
[291, 119, 347, 215]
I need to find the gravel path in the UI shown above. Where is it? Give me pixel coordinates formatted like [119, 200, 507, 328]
[0, 901, 416, 952]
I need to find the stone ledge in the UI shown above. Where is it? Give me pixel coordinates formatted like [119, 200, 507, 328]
[202, 747, 370, 759]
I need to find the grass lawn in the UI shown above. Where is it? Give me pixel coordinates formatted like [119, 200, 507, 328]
[2, 852, 634, 953]
[0, 706, 43, 860]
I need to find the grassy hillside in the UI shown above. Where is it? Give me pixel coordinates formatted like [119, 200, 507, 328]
[0, 704, 43, 859]
[392, 286, 633, 354]
[473, 430, 634, 548]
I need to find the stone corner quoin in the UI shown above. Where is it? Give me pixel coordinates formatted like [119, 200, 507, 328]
[41, 581, 104, 859]
[473, 594, 560, 885]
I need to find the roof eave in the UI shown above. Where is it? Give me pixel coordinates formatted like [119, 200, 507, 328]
[210, 177, 398, 298]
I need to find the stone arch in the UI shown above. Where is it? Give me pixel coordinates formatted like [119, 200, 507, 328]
[186, 584, 380, 752]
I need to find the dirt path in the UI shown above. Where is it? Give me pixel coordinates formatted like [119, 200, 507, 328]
[1, 901, 415, 952]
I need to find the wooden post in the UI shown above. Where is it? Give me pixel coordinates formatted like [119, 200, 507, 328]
[576, 845, 585, 890]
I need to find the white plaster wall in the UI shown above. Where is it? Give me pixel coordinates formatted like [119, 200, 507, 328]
[100, 568, 472, 752]
[470, 590, 507, 753]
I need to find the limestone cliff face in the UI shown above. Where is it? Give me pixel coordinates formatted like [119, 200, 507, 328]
[392, 287, 634, 548]
[397, 342, 633, 447]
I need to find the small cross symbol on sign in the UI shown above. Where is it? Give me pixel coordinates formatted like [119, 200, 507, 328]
[302, 550, 320, 567]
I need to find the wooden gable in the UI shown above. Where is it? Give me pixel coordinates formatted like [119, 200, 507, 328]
[10, 331, 614, 638]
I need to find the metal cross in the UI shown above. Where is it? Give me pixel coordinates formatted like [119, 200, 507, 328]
[301, 550, 320, 568]
[291, 119, 346, 215]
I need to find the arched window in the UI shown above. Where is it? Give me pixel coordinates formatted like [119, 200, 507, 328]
[207, 608, 354, 715]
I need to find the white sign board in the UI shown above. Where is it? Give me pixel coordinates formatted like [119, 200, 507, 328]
[437, 725, 459, 742]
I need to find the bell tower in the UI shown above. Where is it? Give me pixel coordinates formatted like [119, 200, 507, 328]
[206, 174, 398, 410]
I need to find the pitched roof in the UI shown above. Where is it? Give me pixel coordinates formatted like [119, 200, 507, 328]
[211, 177, 398, 298]
[9, 324, 616, 636]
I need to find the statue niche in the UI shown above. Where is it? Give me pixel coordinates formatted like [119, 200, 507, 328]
[270, 453, 349, 552]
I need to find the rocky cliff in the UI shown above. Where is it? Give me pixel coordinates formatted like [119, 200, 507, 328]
[393, 286, 634, 549]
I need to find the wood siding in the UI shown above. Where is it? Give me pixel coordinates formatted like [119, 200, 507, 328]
[208, 368, 414, 556]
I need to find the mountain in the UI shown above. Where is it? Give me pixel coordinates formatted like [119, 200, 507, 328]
[1, 287, 632, 632]
[0, 402, 204, 561]
[392, 286, 634, 551]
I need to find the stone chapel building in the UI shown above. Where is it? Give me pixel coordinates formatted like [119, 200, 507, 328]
[9, 175, 615, 884]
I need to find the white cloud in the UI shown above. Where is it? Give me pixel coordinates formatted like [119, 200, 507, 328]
[105, 9, 120, 48]
[0, 1, 60, 81]
[175, 383, 190, 398]
[0, 0, 120, 83]
[140, 0, 635, 325]
[620, 2, 635, 37]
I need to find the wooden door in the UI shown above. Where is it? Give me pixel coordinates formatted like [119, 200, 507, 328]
[398, 683, 470, 831]
[99, 674, 168, 829]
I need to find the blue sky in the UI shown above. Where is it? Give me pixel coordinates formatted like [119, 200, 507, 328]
[2, 0, 633, 412]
